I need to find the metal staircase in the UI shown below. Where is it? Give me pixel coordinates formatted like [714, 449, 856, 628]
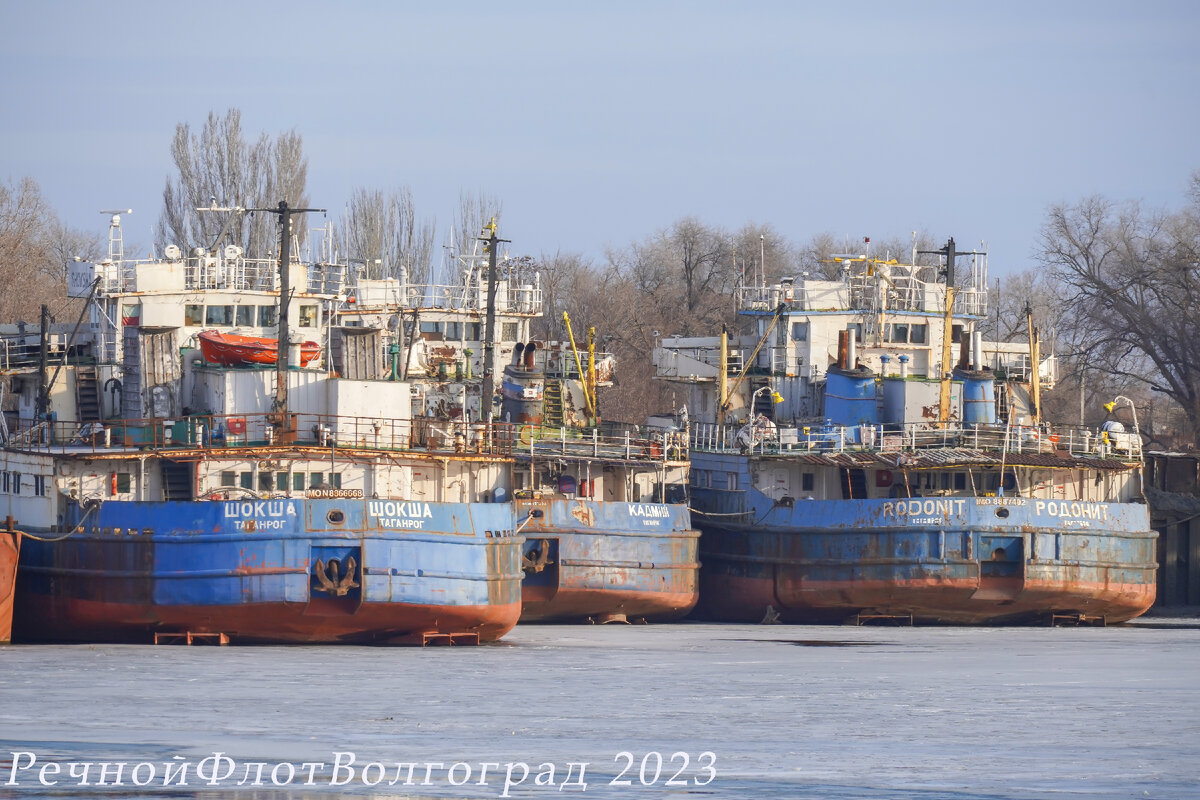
[543, 379, 564, 427]
[74, 365, 101, 422]
[160, 460, 193, 501]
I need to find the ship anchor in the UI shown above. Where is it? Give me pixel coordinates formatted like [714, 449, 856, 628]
[313, 556, 359, 596]
[522, 539, 553, 573]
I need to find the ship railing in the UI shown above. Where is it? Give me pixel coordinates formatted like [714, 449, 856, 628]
[690, 420, 1142, 460]
[512, 424, 688, 464]
[353, 279, 544, 315]
[0, 413, 526, 458]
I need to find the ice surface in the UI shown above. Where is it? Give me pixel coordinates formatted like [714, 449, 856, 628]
[0, 621, 1197, 799]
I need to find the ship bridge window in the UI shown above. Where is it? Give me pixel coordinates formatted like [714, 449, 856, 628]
[293, 473, 306, 492]
[34, 475, 47, 496]
[444, 321, 461, 339]
[420, 321, 443, 339]
[206, 305, 235, 326]
[240, 472, 253, 490]
[502, 322, 518, 341]
[257, 305, 277, 327]
[221, 471, 236, 487]
[885, 323, 909, 344]
[801, 472, 814, 492]
[185, 305, 204, 326]
[910, 324, 927, 344]
[235, 305, 254, 326]
[951, 324, 964, 343]
[299, 305, 318, 328]
[258, 472, 273, 492]
[791, 322, 808, 342]
[467, 322, 482, 340]
[115, 473, 131, 493]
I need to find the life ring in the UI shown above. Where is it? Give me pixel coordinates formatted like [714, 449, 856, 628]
[227, 417, 247, 435]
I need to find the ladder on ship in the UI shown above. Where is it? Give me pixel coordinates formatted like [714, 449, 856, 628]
[750, 378, 777, 421]
[543, 379, 564, 427]
[74, 365, 101, 422]
[161, 460, 193, 501]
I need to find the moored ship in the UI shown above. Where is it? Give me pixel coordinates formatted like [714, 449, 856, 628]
[654, 238, 1157, 624]
[5, 208, 523, 645]
[0, 520, 17, 642]
[337, 223, 699, 623]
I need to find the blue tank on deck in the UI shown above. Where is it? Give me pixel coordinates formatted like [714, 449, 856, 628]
[955, 368, 997, 425]
[825, 367, 878, 427]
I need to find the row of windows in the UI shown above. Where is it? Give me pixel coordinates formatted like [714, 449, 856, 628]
[220, 471, 343, 492]
[183, 304, 320, 328]
[693, 471, 815, 492]
[418, 321, 517, 341]
[0, 472, 48, 497]
[785, 321, 930, 345]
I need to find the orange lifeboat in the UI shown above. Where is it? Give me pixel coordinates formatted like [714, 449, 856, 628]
[198, 330, 321, 367]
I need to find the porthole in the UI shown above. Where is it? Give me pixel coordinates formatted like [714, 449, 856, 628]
[327, 509, 345, 525]
[995, 508, 1010, 519]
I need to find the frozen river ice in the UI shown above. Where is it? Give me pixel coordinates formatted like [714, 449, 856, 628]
[0, 620, 1197, 799]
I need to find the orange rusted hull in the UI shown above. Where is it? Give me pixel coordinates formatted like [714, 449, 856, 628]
[698, 571, 1157, 625]
[515, 499, 700, 624]
[521, 586, 697, 623]
[0, 528, 19, 643]
[15, 596, 520, 645]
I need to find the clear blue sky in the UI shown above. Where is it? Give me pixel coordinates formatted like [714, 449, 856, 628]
[2, 0, 1197, 274]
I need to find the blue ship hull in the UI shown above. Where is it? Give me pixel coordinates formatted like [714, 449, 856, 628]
[15, 498, 523, 644]
[690, 459, 1158, 624]
[517, 499, 699, 622]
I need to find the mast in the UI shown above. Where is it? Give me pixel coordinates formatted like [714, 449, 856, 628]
[36, 305, 49, 420]
[248, 201, 325, 425]
[918, 237, 984, 424]
[479, 219, 509, 423]
[1026, 301, 1041, 425]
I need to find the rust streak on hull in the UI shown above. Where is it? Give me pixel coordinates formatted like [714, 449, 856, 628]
[15, 597, 521, 645]
[0, 527, 20, 643]
[521, 587, 697, 623]
[700, 572, 1156, 625]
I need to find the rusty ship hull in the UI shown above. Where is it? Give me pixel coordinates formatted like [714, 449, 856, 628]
[517, 498, 700, 623]
[692, 491, 1157, 624]
[0, 526, 19, 643]
[15, 497, 523, 644]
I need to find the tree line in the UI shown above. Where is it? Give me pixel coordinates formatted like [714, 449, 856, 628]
[3, 108, 1199, 447]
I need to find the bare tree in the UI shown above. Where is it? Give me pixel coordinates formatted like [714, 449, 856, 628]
[730, 222, 796, 285]
[0, 177, 102, 322]
[453, 190, 503, 262]
[336, 187, 436, 283]
[1039, 186, 1200, 445]
[157, 109, 309, 257]
[529, 251, 597, 340]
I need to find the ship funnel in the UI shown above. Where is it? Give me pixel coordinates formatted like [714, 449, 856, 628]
[523, 341, 538, 370]
[848, 327, 857, 370]
[512, 342, 525, 366]
[972, 330, 983, 371]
